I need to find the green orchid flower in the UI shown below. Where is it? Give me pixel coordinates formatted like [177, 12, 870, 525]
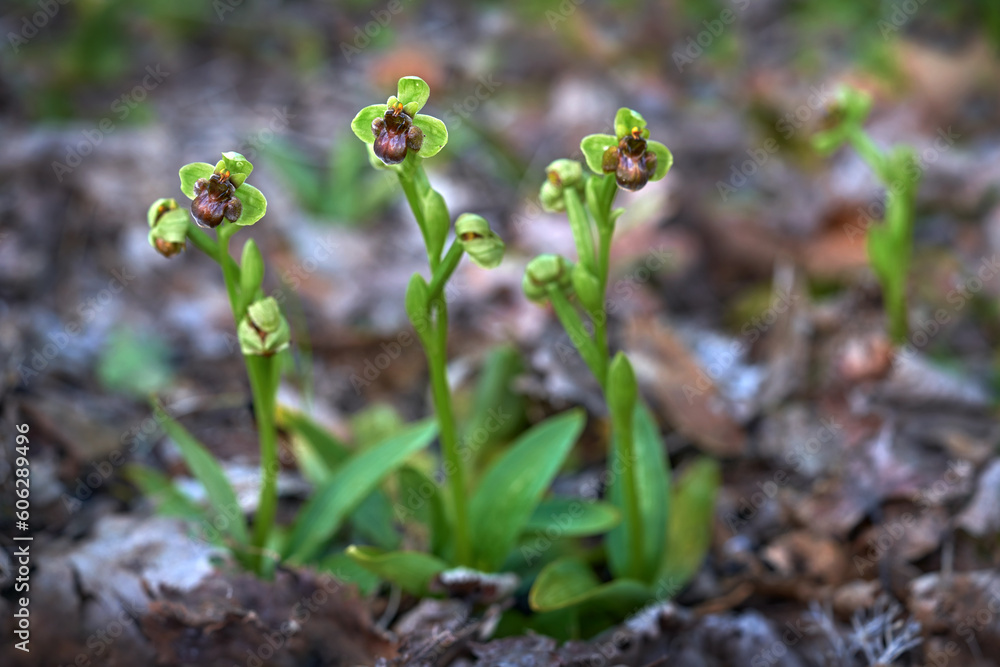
[351, 76, 449, 166]
[177, 152, 268, 228]
[580, 108, 673, 191]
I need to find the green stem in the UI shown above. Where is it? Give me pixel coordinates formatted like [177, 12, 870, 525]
[428, 240, 464, 303]
[548, 286, 607, 387]
[213, 221, 279, 577]
[563, 188, 596, 275]
[398, 159, 441, 271]
[847, 128, 887, 182]
[247, 354, 280, 576]
[426, 299, 471, 565]
[396, 159, 470, 566]
[216, 223, 241, 324]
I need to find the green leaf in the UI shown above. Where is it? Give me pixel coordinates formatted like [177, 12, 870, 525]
[422, 187, 449, 262]
[524, 498, 620, 538]
[398, 465, 450, 560]
[646, 140, 674, 181]
[396, 76, 430, 115]
[606, 404, 669, 582]
[580, 134, 617, 175]
[529, 557, 650, 613]
[153, 403, 249, 546]
[284, 420, 437, 562]
[346, 545, 448, 596]
[413, 114, 448, 158]
[469, 410, 585, 572]
[179, 162, 214, 199]
[279, 409, 351, 474]
[405, 274, 431, 341]
[351, 104, 385, 146]
[607, 353, 637, 422]
[316, 551, 381, 596]
[126, 464, 206, 522]
[614, 108, 649, 139]
[239, 239, 264, 312]
[350, 488, 401, 550]
[657, 458, 720, 588]
[233, 183, 267, 226]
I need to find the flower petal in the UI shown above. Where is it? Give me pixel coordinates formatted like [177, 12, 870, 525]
[413, 114, 448, 158]
[580, 134, 618, 174]
[233, 183, 268, 226]
[220, 151, 253, 187]
[178, 162, 214, 200]
[351, 104, 386, 145]
[646, 140, 674, 181]
[397, 76, 430, 115]
[614, 108, 648, 140]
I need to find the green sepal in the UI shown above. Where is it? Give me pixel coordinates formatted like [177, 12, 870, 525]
[523, 254, 573, 303]
[546, 159, 583, 188]
[232, 183, 267, 226]
[147, 198, 178, 228]
[614, 107, 649, 140]
[179, 162, 215, 199]
[580, 134, 617, 175]
[540, 180, 566, 213]
[455, 213, 505, 269]
[413, 114, 448, 159]
[351, 104, 386, 146]
[646, 140, 673, 181]
[148, 208, 189, 247]
[238, 297, 290, 356]
[395, 76, 430, 115]
[216, 151, 254, 187]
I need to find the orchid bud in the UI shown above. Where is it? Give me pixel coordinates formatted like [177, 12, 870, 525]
[147, 198, 188, 258]
[522, 254, 573, 303]
[238, 297, 290, 356]
[455, 213, 505, 269]
[539, 180, 566, 213]
[191, 171, 243, 228]
[545, 159, 583, 189]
